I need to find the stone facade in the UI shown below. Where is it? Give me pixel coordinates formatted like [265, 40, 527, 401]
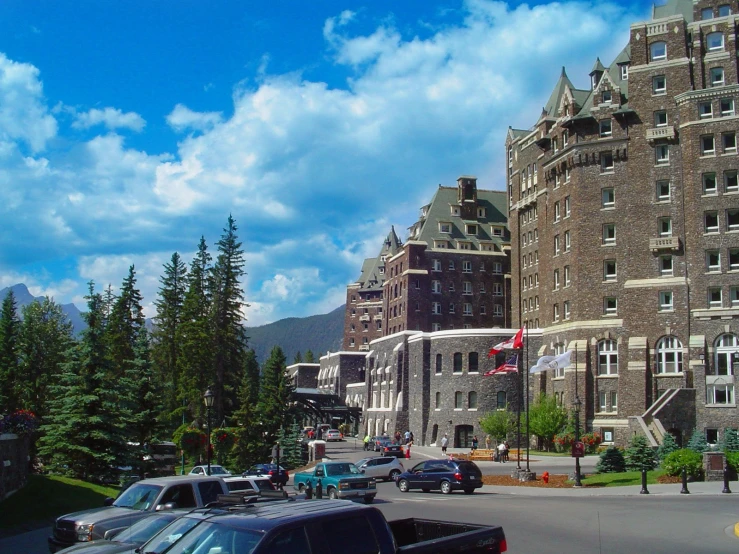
[506, 0, 739, 447]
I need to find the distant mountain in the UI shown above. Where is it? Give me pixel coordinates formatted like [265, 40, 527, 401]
[0, 283, 85, 335]
[245, 305, 345, 365]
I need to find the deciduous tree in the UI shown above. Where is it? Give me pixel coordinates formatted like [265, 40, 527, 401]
[528, 393, 567, 451]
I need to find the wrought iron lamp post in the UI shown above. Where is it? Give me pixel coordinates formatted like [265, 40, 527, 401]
[203, 388, 214, 476]
[573, 396, 582, 487]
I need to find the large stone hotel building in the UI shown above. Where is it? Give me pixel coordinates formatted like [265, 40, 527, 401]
[294, 0, 738, 449]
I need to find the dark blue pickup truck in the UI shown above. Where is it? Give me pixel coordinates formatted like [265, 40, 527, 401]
[149, 498, 507, 554]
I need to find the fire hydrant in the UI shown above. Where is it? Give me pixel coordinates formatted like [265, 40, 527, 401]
[542, 471, 550, 484]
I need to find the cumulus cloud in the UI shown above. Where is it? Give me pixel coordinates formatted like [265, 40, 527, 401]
[72, 107, 146, 132]
[166, 103, 223, 133]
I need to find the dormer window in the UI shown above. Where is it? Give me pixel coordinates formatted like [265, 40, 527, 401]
[492, 226, 504, 237]
[477, 207, 486, 218]
[650, 41, 666, 61]
[466, 224, 478, 236]
[439, 222, 452, 233]
[602, 90, 612, 103]
[599, 119, 612, 137]
[591, 74, 598, 89]
[451, 205, 460, 216]
[707, 32, 724, 52]
[620, 65, 628, 80]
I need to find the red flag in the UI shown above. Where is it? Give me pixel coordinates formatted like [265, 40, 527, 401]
[487, 327, 525, 358]
[484, 354, 519, 376]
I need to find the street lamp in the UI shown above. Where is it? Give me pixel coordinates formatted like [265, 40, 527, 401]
[203, 388, 214, 476]
[572, 396, 582, 487]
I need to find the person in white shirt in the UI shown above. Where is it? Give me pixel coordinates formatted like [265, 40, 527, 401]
[497, 441, 506, 463]
[440, 434, 449, 454]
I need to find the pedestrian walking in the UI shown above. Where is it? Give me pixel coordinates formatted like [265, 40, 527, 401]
[471, 435, 479, 453]
[440, 433, 449, 454]
[404, 430, 410, 443]
[504, 441, 510, 462]
[409, 431, 414, 443]
[363, 434, 371, 451]
[485, 435, 491, 450]
[405, 440, 412, 459]
[497, 441, 506, 463]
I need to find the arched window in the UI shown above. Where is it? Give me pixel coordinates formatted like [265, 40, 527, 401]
[650, 41, 667, 61]
[435, 353, 443, 374]
[455, 391, 464, 409]
[453, 352, 463, 373]
[713, 334, 738, 376]
[496, 391, 507, 409]
[598, 340, 618, 375]
[468, 391, 478, 409]
[468, 352, 479, 373]
[656, 336, 683, 373]
[435, 391, 441, 408]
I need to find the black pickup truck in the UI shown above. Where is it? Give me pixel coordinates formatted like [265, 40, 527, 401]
[151, 498, 507, 553]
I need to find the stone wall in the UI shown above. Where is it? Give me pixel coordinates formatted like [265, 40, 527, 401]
[0, 434, 30, 501]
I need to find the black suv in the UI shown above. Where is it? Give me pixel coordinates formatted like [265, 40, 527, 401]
[395, 458, 483, 494]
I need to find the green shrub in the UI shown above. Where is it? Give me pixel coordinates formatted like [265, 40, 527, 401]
[596, 446, 626, 473]
[662, 448, 703, 479]
[720, 429, 739, 452]
[726, 452, 739, 472]
[687, 428, 710, 453]
[625, 435, 657, 471]
[657, 432, 679, 463]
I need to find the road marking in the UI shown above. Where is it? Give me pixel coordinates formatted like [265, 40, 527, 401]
[734, 522, 739, 538]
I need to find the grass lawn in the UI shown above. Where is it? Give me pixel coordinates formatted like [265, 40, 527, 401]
[527, 450, 573, 457]
[575, 470, 667, 487]
[0, 475, 119, 533]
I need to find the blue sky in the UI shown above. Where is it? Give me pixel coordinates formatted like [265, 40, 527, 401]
[0, 0, 651, 325]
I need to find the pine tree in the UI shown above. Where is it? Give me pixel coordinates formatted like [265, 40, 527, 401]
[38, 282, 128, 482]
[304, 350, 315, 363]
[230, 349, 265, 470]
[17, 297, 75, 418]
[177, 237, 215, 424]
[152, 252, 188, 419]
[277, 424, 303, 469]
[293, 351, 303, 364]
[106, 265, 146, 378]
[720, 428, 739, 452]
[596, 446, 626, 473]
[625, 435, 658, 471]
[0, 290, 21, 413]
[657, 432, 680, 462]
[257, 346, 295, 445]
[210, 215, 249, 424]
[687, 428, 710, 453]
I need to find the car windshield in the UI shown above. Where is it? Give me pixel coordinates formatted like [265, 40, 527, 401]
[326, 463, 361, 476]
[113, 513, 178, 545]
[139, 515, 203, 554]
[356, 458, 370, 467]
[161, 521, 263, 554]
[113, 484, 163, 510]
[208, 466, 229, 475]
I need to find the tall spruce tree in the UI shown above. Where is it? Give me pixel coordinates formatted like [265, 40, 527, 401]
[0, 290, 21, 413]
[106, 266, 146, 377]
[17, 297, 75, 418]
[293, 351, 303, 364]
[38, 282, 128, 482]
[687, 428, 710, 453]
[230, 349, 264, 469]
[257, 346, 295, 445]
[152, 252, 188, 419]
[657, 432, 680, 462]
[625, 435, 658, 471]
[177, 237, 215, 423]
[304, 350, 315, 363]
[210, 215, 248, 424]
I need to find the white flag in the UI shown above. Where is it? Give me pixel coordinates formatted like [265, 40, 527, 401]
[529, 350, 572, 373]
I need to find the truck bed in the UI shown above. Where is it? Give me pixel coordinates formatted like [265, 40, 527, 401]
[389, 518, 507, 554]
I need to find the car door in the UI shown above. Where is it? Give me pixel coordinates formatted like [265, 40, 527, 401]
[423, 461, 447, 490]
[406, 461, 426, 489]
[312, 464, 326, 487]
[360, 458, 378, 479]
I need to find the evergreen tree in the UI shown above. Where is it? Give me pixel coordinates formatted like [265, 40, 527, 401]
[17, 298, 75, 418]
[596, 446, 626, 473]
[687, 428, 710, 453]
[277, 424, 303, 469]
[0, 290, 21, 412]
[230, 349, 265, 470]
[257, 346, 295, 445]
[293, 351, 302, 364]
[657, 432, 680, 462]
[720, 428, 739, 452]
[528, 393, 568, 451]
[38, 282, 128, 482]
[106, 265, 146, 377]
[152, 252, 188, 419]
[102, 284, 116, 325]
[304, 350, 315, 363]
[624, 435, 658, 471]
[210, 215, 249, 424]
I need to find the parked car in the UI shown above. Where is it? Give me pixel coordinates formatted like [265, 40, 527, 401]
[380, 442, 404, 458]
[325, 429, 343, 441]
[243, 463, 289, 486]
[374, 437, 393, 452]
[292, 461, 376, 503]
[395, 458, 483, 494]
[142, 498, 508, 554]
[188, 464, 231, 476]
[48, 475, 230, 552]
[222, 475, 276, 493]
[355, 457, 404, 481]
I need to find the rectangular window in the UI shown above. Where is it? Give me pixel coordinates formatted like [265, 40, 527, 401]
[564, 196, 571, 217]
[660, 256, 673, 276]
[731, 286, 739, 306]
[703, 173, 717, 195]
[710, 67, 724, 87]
[656, 180, 670, 200]
[600, 119, 612, 137]
[466, 224, 478, 235]
[463, 303, 473, 316]
[720, 98, 735, 116]
[728, 209, 739, 231]
[432, 302, 442, 315]
[432, 259, 441, 271]
[554, 201, 560, 221]
[621, 65, 628, 80]
[602, 224, 616, 245]
[599, 392, 607, 413]
[655, 144, 669, 164]
[463, 281, 473, 295]
[728, 248, 739, 270]
[553, 304, 559, 321]
[564, 231, 571, 252]
[702, 7, 713, 19]
[659, 217, 672, 237]
[653, 75, 666, 94]
[564, 265, 571, 287]
[553, 269, 560, 290]
[699, 102, 713, 119]
[708, 287, 723, 307]
[718, 4, 731, 16]
[602, 90, 612, 103]
[705, 211, 719, 233]
[707, 384, 735, 405]
[493, 304, 504, 316]
[602, 187, 615, 208]
[563, 301, 571, 320]
[565, 167, 571, 182]
[723, 132, 736, 153]
[480, 305, 486, 315]
[493, 283, 503, 296]
[554, 173, 561, 188]
[554, 235, 560, 255]
[701, 135, 715, 155]
[480, 282, 486, 293]
[449, 260, 456, 270]
[439, 222, 451, 233]
[432, 323, 441, 332]
[432, 280, 442, 294]
[462, 261, 472, 273]
[659, 291, 673, 311]
[726, 171, 738, 192]
[449, 302, 455, 314]
[601, 151, 614, 172]
[654, 110, 667, 126]
[493, 262, 503, 274]
[611, 391, 618, 412]
[604, 297, 617, 315]
[706, 250, 721, 273]
[650, 42, 666, 61]
[604, 260, 617, 281]
[707, 32, 724, 51]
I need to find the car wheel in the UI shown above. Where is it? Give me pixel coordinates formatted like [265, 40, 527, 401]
[463, 488, 475, 495]
[440, 481, 452, 494]
[364, 496, 375, 504]
[389, 469, 401, 481]
[328, 488, 338, 499]
[398, 479, 410, 493]
[298, 484, 305, 492]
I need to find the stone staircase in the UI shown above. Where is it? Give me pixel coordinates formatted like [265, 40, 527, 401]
[633, 388, 682, 447]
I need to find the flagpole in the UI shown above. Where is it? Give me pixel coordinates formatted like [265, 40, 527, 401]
[516, 343, 522, 470]
[525, 325, 530, 472]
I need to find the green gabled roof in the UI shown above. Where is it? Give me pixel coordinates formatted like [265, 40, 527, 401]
[590, 58, 606, 75]
[543, 67, 575, 117]
[414, 185, 508, 250]
[355, 227, 402, 291]
[653, 0, 693, 22]
[508, 127, 528, 141]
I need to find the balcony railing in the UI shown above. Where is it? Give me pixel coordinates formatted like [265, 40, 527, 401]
[359, 315, 370, 322]
[646, 126, 676, 143]
[649, 236, 680, 251]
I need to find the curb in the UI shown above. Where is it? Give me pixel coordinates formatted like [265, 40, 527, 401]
[734, 522, 739, 538]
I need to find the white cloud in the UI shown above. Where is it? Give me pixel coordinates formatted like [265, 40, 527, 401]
[166, 103, 223, 133]
[72, 107, 146, 132]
